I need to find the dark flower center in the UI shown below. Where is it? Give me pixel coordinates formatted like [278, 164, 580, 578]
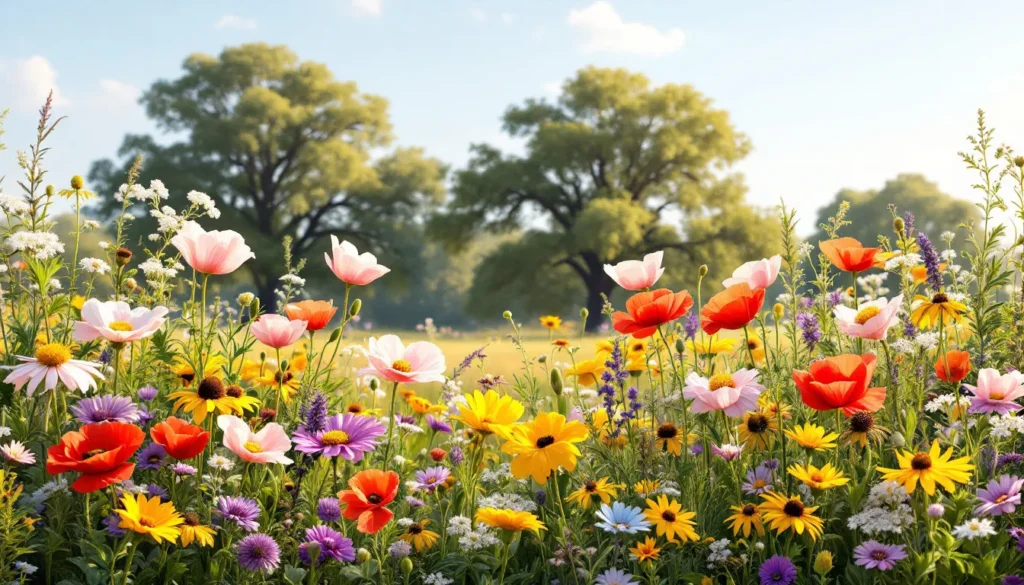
[408, 524, 423, 535]
[849, 411, 874, 433]
[661, 510, 676, 522]
[180, 372, 195, 384]
[911, 453, 932, 470]
[197, 377, 225, 400]
[783, 500, 805, 517]
[367, 493, 383, 505]
[584, 481, 597, 492]
[535, 435, 556, 448]
[742, 504, 756, 516]
[84, 448, 106, 458]
[225, 385, 244, 398]
[183, 512, 200, 526]
[932, 293, 949, 304]
[746, 414, 770, 433]
[656, 423, 678, 439]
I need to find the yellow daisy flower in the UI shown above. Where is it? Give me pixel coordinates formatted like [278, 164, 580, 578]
[876, 440, 974, 495]
[450, 390, 524, 435]
[787, 463, 850, 490]
[726, 503, 765, 537]
[629, 537, 661, 563]
[498, 412, 589, 483]
[687, 334, 737, 356]
[784, 423, 839, 451]
[737, 410, 777, 451]
[168, 377, 240, 424]
[910, 291, 968, 329]
[565, 477, 624, 509]
[565, 356, 608, 387]
[758, 492, 824, 541]
[643, 495, 699, 543]
[539, 315, 562, 330]
[116, 493, 183, 544]
[475, 508, 545, 534]
[179, 511, 216, 547]
[399, 519, 439, 551]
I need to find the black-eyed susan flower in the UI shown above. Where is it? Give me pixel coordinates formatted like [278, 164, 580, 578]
[876, 439, 974, 495]
[784, 422, 839, 451]
[758, 492, 824, 540]
[565, 356, 608, 387]
[171, 355, 227, 388]
[399, 519, 439, 551]
[179, 511, 215, 547]
[910, 291, 967, 328]
[565, 477, 624, 509]
[475, 508, 545, 534]
[726, 503, 765, 537]
[841, 411, 887, 447]
[539, 315, 562, 330]
[787, 463, 849, 490]
[633, 479, 660, 497]
[498, 412, 588, 482]
[168, 376, 240, 424]
[643, 495, 699, 543]
[737, 410, 776, 450]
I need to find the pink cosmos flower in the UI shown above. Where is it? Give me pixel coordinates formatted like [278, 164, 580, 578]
[324, 236, 390, 286]
[359, 335, 446, 384]
[683, 369, 764, 417]
[603, 251, 665, 291]
[833, 294, 904, 341]
[218, 414, 293, 465]
[1, 440, 35, 465]
[251, 314, 308, 349]
[170, 221, 254, 275]
[965, 368, 1024, 415]
[74, 299, 169, 344]
[722, 255, 782, 290]
[711, 443, 744, 461]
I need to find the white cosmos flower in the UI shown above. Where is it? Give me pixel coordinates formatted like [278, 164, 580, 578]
[73, 299, 169, 344]
[2, 343, 104, 396]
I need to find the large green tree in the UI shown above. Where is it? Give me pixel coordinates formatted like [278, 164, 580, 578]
[810, 174, 980, 246]
[90, 43, 445, 308]
[431, 67, 776, 328]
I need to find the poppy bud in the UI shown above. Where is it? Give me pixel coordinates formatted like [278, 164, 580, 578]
[115, 247, 133, 267]
[259, 351, 267, 362]
[400, 558, 413, 576]
[698, 264, 708, 277]
[369, 378, 379, 391]
[674, 338, 685, 354]
[45, 185, 54, 197]
[537, 355, 547, 364]
[580, 308, 589, 319]
[250, 297, 260, 316]
[550, 368, 564, 396]
[349, 298, 361, 317]
[429, 448, 447, 462]
[280, 360, 289, 372]
[328, 327, 342, 342]
[357, 548, 372, 564]
[893, 217, 905, 235]
[71, 175, 84, 190]
[502, 310, 512, 320]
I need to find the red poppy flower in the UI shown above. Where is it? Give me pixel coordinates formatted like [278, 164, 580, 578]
[793, 354, 887, 416]
[338, 469, 399, 534]
[612, 289, 693, 339]
[819, 237, 880, 273]
[284, 300, 338, 332]
[46, 421, 145, 493]
[934, 350, 971, 384]
[700, 283, 765, 334]
[150, 416, 210, 460]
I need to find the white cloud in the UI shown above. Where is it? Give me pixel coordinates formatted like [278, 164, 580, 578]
[500, 12, 517, 25]
[214, 14, 258, 30]
[352, 0, 382, 17]
[469, 7, 487, 22]
[0, 56, 66, 109]
[544, 81, 562, 95]
[98, 79, 141, 108]
[568, 1, 684, 57]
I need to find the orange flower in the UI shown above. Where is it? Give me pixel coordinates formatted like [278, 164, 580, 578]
[46, 422, 145, 493]
[793, 354, 886, 416]
[700, 283, 765, 334]
[934, 350, 971, 383]
[150, 417, 210, 461]
[819, 237, 879, 273]
[338, 469, 399, 534]
[284, 300, 338, 331]
[612, 289, 693, 339]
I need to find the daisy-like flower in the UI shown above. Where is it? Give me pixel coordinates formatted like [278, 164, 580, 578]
[214, 496, 261, 532]
[758, 492, 824, 540]
[564, 356, 608, 387]
[399, 519, 440, 551]
[292, 413, 385, 462]
[136, 443, 167, 470]
[726, 503, 765, 537]
[1, 440, 35, 465]
[653, 422, 686, 455]
[299, 525, 355, 564]
[359, 335, 446, 384]
[975, 475, 1024, 516]
[964, 368, 1024, 415]
[73, 299, 169, 344]
[910, 291, 968, 328]
[407, 466, 451, 494]
[784, 422, 839, 451]
[116, 493, 183, 544]
[179, 511, 215, 547]
[683, 369, 764, 417]
[566, 477, 624, 509]
[497, 412, 588, 483]
[628, 537, 660, 564]
[853, 541, 907, 571]
[70, 395, 140, 424]
[686, 333, 737, 356]
[594, 568, 640, 585]
[711, 443, 744, 461]
[742, 465, 774, 495]
[759, 555, 798, 585]
[841, 411, 888, 447]
[3, 342, 104, 396]
[236, 533, 281, 573]
[168, 377, 240, 424]
[539, 315, 562, 330]
[317, 498, 342, 523]
[877, 440, 974, 495]
[952, 517, 996, 540]
[834, 295, 903, 340]
[788, 463, 850, 490]
[218, 415, 292, 465]
[595, 502, 651, 534]
[475, 508, 545, 534]
[643, 495, 698, 543]
[737, 410, 777, 450]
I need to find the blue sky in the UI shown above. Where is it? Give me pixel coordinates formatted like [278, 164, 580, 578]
[1, 0, 1022, 232]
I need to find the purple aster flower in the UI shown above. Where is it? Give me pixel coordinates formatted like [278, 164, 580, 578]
[409, 466, 451, 494]
[215, 496, 261, 532]
[103, 513, 125, 538]
[298, 525, 355, 565]
[448, 446, 464, 465]
[317, 498, 341, 523]
[171, 462, 197, 476]
[998, 453, 1024, 469]
[742, 465, 773, 495]
[70, 395, 139, 424]
[137, 385, 158, 401]
[799, 296, 814, 310]
[976, 475, 1024, 516]
[292, 413, 386, 461]
[405, 496, 425, 509]
[146, 484, 169, 501]
[826, 290, 843, 308]
[595, 568, 640, 585]
[689, 443, 703, 456]
[426, 415, 452, 434]
[236, 533, 280, 572]
[762, 458, 780, 470]
[136, 443, 167, 470]
[136, 406, 156, 425]
[1004, 576, 1024, 585]
[853, 541, 907, 571]
[396, 414, 416, 425]
[1011, 527, 1024, 552]
[759, 555, 797, 585]
[916, 231, 943, 291]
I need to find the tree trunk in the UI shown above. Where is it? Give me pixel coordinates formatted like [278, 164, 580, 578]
[584, 275, 614, 332]
[254, 275, 277, 318]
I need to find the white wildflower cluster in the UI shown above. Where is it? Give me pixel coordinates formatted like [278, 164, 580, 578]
[280, 274, 306, 287]
[114, 183, 146, 202]
[6, 230, 64, 259]
[82, 219, 101, 231]
[477, 492, 537, 512]
[798, 242, 814, 257]
[49, 279, 62, 290]
[0, 426, 10, 438]
[847, 481, 914, 536]
[914, 332, 939, 351]
[856, 273, 890, 300]
[706, 538, 732, 567]
[946, 291, 969, 303]
[480, 463, 515, 485]
[0, 192, 29, 216]
[147, 179, 170, 201]
[884, 252, 922, 271]
[953, 517, 996, 540]
[186, 190, 220, 218]
[13, 561, 37, 575]
[989, 414, 1024, 439]
[388, 540, 411, 558]
[654, 479, 681, 497]
[23, 477, 70, 508]
[458, 523, 501, 550]
[925, 393, 971, 414]
[138, 257, 184, 283]
[79, 257, 111, 274]
[424, 573, 454, 585]
[397, 517, 415, 527]
[207, 454, 235, 471]
[447, 515, 473, 535]
[151, 206, 185, 234]
[940, 249, 957, 261]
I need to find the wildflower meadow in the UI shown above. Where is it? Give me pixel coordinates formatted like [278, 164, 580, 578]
[3, 89, 1024, 585]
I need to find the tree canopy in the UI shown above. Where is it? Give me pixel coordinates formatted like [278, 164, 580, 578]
[430, 66, 778, 328]
[89, 43, 445, 308]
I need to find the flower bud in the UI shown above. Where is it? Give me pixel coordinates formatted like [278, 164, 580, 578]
[71, 175, 84, 190]
[772, 303, 785, 319]
[698, 264, 708, 277]
[927, 503, 945, 518]
[502, 310, 512, 320]
[45, 185, 54, 197]
[328, 327, 342, 342]
[1015, 156, 1024, 169]
[1016, 235, 1024, 248]
[400, 557, 413, 576]
[550, 368, 564, 396]
[237, 292, 254, 306]
[280, 360, 289, 373]
[674, 338, 685, 354]
[369, 377, 379, 391]
[115, 247, 133, 267]
[349, 298, 361, 317]
[259, 351, 267, 363]
[889, 431, 905, 448]
[429, 448, 447, 462]
[893, 217, 905, 235]
[813, 550, 833, 575]
[122, 278, 137, 292]
[356, 548, 372, 564]
[303, 541, 321, 564]
[250, 297, 261, 317]
[580, 308, 589, 319]
[537, 354, 547, 364]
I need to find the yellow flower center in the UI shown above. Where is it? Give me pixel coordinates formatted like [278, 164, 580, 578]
[996, 495, 1009, 504]
[139, 518, 157, 528]
[35, 343, 71, 367]
[391, 359, 412, 373]
[854, 306, 881, 325]
[320, 430, 350, 446]
[244, 441, 263, 453]
[810, 472, 825, 483]
[708, 373, 735, 391]
[991, 391, 1007, 400]
[84, 448, 106, 458]
[108, 320, 135, 332]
